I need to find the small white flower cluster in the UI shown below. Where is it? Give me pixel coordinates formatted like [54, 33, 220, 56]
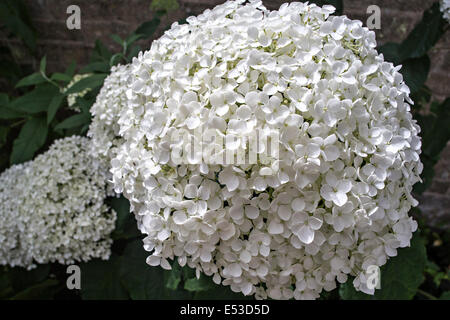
[0, 136, 116, 269]
[88, 64, 130, 163]
[441, 0, 450, 23]
[95, 0, 423, 299]
[64, 73, 93, 111]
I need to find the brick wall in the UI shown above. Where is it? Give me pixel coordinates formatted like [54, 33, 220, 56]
[1, 0, 449, 227]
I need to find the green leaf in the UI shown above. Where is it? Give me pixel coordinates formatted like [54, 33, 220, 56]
[9, 264, 50, 292]
[110, 34, 123, 46]
[164, 262, 182, 290]
[422, 98, 450, 157]
[378, 43, 401, 65]
[80, 62, 110, 74]
[50, 72, 72, 83]
[92, 39, 112, 62]
[0, 126, 10, 148]
[10, 116, 48, 164]
[81, 254, 128, 300]
[15, 72, 46, 88]
[74, 97, 93, 115]
[0, 93, 8, 106]
[0, 106, 26, 119]
[399, 2, 446, 61]
[46, 93, 65, 124]
[440, 292, 450, 300]
[135, 17, 161, 39]
[0, 93, 25, 119]
[10, 84, 59, 114]
[0, 0, 36, 51]
[39, 56, 47, 75]
[410, 85, 432, 112]
[110, 53, 125, 67]
[126, 33, 144, 46]
[9, 279, 59, 300]
[64, 74, 106, 95]
[414, 98, 450, 193]
[81, 239, 170, 300]
[401, 55, 430, 94]
[109, 196, 141, 240]
[54, 113, 90, 130]
[119, 240, 168, 300]
[184, 274, 215, 292]
[0, 269, 13, 299]
[339, 233, 427, 300]
[64, 60, 77, 78]
[127, 45, 142, 61]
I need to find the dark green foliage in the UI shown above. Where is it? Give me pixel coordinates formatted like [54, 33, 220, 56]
[10, 116, 48, 164]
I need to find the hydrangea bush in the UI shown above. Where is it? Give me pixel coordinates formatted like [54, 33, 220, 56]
[93, 0, 424, 299]
[0, 136, 116, 269]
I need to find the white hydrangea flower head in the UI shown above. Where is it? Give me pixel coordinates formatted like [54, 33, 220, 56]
[441, 0, 450, 22]
[110, 0, 423, 299]
[0, 136, 116, 269]
[0, 164, 32, 267]
[64, 73, 93, 111]
[88, 64, 131, 163]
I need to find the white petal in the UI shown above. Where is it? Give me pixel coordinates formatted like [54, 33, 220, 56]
[338, 180, 352, 193]
[254, 177, 267, 191]
[324, 145, 340, 161]
[307, 143, 321, 158]
[229, 205, 244, 220]
[298, 225, 315, 244]
[308, 216, 323, 230]
[333, 192, 348, 207]
[268, 220, 284, 234]
[157, 229, 171, 241]
[146, 255, 161, 266]
[256, 264, 269, 277]
[260, 245, 270, 257]
[160, 258, 172, 270]
[210, 91, 223, 107]
[291, 198, 305, 212]
[185, 116, 200, 129]
[184, 184, 197, 198]
[278, 205, 292, 221]
[247, 26, 259, 40]
[245, 205, 260, 219]
[227, 263, 242, 277]
[239, 250, 252, 264]
[200, 250, 212, 262]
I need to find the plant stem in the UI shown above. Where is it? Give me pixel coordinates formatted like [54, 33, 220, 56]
[10, 119, 27, 128]
[417, 289, 437, 300]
